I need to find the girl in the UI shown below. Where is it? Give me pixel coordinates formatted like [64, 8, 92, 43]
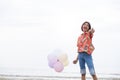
[73, 21, 97, 80]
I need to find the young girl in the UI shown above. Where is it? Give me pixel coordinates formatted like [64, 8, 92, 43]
[73, 21, 97, 80]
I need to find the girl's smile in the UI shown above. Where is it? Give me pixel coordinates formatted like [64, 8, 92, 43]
[82, 23, 89, 32]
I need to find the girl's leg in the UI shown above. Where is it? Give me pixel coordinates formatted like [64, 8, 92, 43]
[81, 74, 86, 80]
[78, 53, 86, 74]
[84, 53, 97, 80]
[78, 53, 86, 80]
[92, 75, 97, 80]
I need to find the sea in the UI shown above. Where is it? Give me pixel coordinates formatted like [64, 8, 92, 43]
[0, 67, 120, 80]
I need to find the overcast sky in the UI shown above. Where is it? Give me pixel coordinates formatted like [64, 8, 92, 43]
[0, 0, 120, 74]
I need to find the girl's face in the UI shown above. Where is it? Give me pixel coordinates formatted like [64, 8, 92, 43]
[82, 23, 89, 32]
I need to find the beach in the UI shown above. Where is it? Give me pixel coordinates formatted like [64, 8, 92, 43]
[0, 67, 120, 80]
[0, 73, 120, 80]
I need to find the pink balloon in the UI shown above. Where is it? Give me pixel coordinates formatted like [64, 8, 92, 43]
[53, 61, 64, 72]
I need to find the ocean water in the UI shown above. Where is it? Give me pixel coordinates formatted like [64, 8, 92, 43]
[0, 68, 120, 80]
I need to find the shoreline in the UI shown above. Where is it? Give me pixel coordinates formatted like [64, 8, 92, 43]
[0, 74, 120, 80]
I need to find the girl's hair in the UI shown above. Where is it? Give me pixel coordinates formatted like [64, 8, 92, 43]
[81, 21, 91, 31]
[81, 21, 93, 38]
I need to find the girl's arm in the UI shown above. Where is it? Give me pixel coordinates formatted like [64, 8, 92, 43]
[77, 36, 81, 47]
[89, 28, 95, 38]
[73, 53, 78, 64]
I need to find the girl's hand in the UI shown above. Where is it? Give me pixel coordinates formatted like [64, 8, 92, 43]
[73, 59, 78, 64]
[89, 28, 95, 34]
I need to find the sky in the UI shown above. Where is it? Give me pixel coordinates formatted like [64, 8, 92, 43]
[0, 0, 120, 75]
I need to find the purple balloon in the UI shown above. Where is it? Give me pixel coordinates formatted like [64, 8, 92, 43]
[48, 54, 58, 68]
[53, 61, 64, 72]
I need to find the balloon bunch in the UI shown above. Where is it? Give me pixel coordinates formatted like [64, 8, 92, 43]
[47, 50, 69, 72]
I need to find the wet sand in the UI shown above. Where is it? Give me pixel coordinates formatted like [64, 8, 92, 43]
[0, 74, 120, 80]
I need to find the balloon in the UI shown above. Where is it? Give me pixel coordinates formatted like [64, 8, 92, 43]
[47, 54, 58, 68]
[47, 49, 69, 72]
[47, 53, 56, 61]
[52, 49, 63, 55]
[58, 53, 68, 64]
[53, 61, 64, 72]
[62, 59, 69, 67]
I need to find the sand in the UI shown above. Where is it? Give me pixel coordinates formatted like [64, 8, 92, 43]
[0, 74, 120, 80]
